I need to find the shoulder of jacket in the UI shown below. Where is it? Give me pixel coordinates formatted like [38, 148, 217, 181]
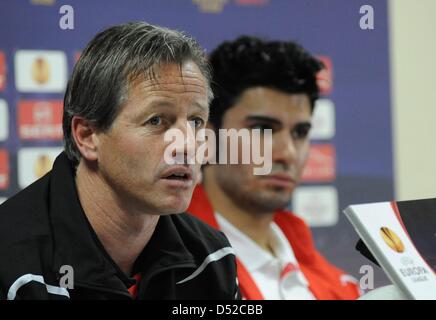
[171, 213, 232, 249]
[0, 174, 52, 255]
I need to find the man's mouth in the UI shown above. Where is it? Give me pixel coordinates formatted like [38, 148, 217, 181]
[260, 172, 296, 189]
[160, 166, 194, 187]
[164, 172, 190, 181]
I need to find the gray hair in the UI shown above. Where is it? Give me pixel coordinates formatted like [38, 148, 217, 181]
[63, 21, 212, 166]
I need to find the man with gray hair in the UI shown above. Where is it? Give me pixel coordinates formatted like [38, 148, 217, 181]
[0, 22, 239, 300]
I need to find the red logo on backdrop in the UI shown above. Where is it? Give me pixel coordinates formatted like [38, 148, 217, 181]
[0, 52, 6, 91]
[74, 52, 81, 64]
[301, 144, 336, 182]
[18, 100, 63, 140]
[0, 150, 9, 189]
[235, 0, 269, 5]
[316, 56, 333, 95]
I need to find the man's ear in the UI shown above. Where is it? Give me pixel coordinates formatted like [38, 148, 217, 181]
[71, 116, 99, 162]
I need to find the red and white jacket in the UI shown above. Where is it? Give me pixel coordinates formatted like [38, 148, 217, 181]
[187, 185, 361, 300]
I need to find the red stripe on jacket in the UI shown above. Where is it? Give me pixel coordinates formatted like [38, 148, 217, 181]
[187, 184, 360, 300]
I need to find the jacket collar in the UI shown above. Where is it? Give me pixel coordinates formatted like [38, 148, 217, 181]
[187, 184, 316, 263]
[48, 152, 196, 295]
[187, 184, 322, 299]
[187, 185, 360, 300]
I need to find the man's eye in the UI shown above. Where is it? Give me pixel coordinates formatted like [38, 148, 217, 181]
[147, 116, 162, 126]
[190, 117, 205, 129]
[292, 126, 311, 139]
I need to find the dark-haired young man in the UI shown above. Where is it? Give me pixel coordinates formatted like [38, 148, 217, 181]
[0, 22, 239, 300]
[188, 36, 361, 300]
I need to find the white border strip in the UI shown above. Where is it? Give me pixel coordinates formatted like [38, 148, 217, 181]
[7, 274, 70, 300]
[340, 274, 358, 285]
[340, 274, 364, 296]
[177, 247, 235, 285]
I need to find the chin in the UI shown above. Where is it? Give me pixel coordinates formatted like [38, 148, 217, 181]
[261, 184, 294, 195]
[257, 188, 292, 202]
[159, 197, 191, 215]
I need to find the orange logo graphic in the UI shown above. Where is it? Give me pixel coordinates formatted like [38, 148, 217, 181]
[31, 57, 51, 85]
[380, 227, 405, 253]
[34, 154, 54, 179]
[192, 0, 228, 13]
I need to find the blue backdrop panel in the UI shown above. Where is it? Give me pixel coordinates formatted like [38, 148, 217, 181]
[0, 0, 393, 286]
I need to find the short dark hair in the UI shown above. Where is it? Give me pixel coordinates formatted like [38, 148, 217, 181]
[63, 21, 212, 166]
[208, 36, 323, 129]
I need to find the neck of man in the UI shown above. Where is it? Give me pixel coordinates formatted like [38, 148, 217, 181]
[75, 161, 159, 276]
[203, 167, 275, 255]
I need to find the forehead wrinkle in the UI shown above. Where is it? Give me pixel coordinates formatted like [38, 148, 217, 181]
[134, 78, 207, 95]
[128, 63, 212, 101]
[125, 86, 209, 119]
[126, 67, 211, 109]
[138, 69, 206, 85]
[191, 101, 209, 113]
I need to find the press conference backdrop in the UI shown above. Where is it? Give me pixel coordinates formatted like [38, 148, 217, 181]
[0, 0, 393, 286]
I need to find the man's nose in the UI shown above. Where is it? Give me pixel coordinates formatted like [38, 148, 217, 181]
[272, 131, 298, 167]
[172, 120, 196, 163]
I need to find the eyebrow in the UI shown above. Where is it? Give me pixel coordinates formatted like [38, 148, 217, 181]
[245, 115, 283, 126]
[192, 101, 209, 112]
[145, 99, 208, 111]
[138, 101, 174, 117]
[134, 99, 208, 121]
[245, 115, 312, 129]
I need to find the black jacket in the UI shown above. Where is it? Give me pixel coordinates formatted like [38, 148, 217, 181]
[0, 153, 239, 300]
